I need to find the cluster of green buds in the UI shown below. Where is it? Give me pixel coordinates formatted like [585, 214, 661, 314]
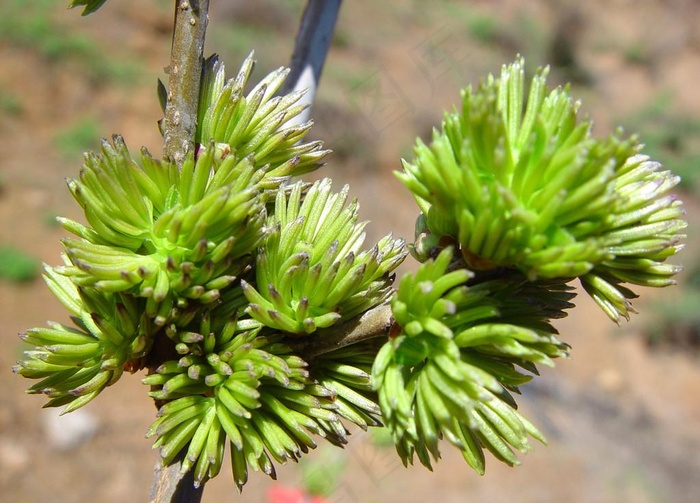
[194, 54, 327, 187]
[58, 136, 266, 322]
[242, 179, 406, 334]
[15, 48, 687, 490]
[16, 267, 149, 412]
[14, 55, 406, 489]
[379, 57, 686, 472]
[373, 248, 572, 472]
[399, 57, 686, 323]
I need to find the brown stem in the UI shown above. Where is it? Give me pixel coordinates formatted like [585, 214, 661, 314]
[162, 0, 210, 165]
[293, 303, 395, 359]
[149, 450, 204, 503]
[150, 1, 209, 502]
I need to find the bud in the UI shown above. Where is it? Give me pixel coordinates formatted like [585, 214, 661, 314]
[398, 57, 685, 321]
[243, 179, 407, 335]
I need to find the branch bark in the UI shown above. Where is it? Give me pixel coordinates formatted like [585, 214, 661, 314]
[162, 0, 210, 165]
[293, 303, 394, 359]
[149, 450, 204, 503]
[150, 1, 209, 502]
[281, 0, 343, 126]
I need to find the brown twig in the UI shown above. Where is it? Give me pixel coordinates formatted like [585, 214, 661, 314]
[149, 450, 204, 503]
[149, 1, 209, 502]
[292, 303, 395, 359]
[162, 0, 210, 165]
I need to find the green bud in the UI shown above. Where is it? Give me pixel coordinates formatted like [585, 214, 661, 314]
[399, 57, 685, 320]
[243, 179, 407, 334]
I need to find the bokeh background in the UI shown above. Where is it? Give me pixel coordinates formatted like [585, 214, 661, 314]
[1, 1, 699, 502]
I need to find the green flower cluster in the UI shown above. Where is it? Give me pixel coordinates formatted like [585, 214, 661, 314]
[196, 54, 327, 188]
[141, 290, 331, 488]
[58, 137, 265, 322]
[15, 55, 405, 489]
[308, 341, 384, 434]
[580, 154, 685, 320]
[242, 179, 406, 334]
[16, 47, 687, 490]
[16, 267, 149, 413]
[373, 248, 572, 472]
[398, 57, 686, 322]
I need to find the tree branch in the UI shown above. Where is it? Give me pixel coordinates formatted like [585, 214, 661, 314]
[281, 0, 343, 126]
[149, 450, 203, 503]
[162, 0, 210, 165]
[293, 303, 394, 359]
[150, 1, 209, 502]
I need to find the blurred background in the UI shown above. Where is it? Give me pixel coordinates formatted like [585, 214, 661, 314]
[1, 0, 699, 501]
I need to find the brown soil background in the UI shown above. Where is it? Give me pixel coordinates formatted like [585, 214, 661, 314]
[1, 1, 699, 502]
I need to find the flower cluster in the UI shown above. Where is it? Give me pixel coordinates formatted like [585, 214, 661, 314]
[373, 248, 571, 472]
[16, 267, 147, 412]
[15, 55, 405, 489]
[242, 179, 406, 334]
[58, 137, 265, 322]
[398, 57, 686, 322]
[381, 56, 686, 473]
[196, 54, 327, 187]
[15, 50, 687, 491]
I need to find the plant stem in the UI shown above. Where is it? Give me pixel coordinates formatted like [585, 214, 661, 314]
[149, 450, 203, 503]
[150, 1, 209, 502]
[281, 0, 343, 126]
[162, 0, 210, 165]
[293, 303, 395, 359]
